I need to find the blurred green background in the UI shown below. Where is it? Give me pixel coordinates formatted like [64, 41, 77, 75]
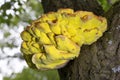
[4, 68, 59, 80]
[0, 0, 118, 80]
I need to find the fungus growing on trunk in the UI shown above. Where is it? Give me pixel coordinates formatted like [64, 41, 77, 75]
[20, 8, 107, 70]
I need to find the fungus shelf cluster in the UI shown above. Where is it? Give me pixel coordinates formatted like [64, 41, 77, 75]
[20, 9, 107, 70]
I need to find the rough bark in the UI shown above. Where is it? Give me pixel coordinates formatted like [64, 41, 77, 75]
[41, 0, 120, 80]
[41, 0, 104, 15]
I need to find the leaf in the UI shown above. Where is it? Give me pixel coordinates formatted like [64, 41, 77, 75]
[4, 32, 11, 38]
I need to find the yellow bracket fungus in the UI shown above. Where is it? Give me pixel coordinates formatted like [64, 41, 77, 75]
[20, 8, 107, 70]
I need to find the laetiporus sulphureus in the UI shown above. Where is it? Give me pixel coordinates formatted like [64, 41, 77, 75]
[20, 8, 107, 70]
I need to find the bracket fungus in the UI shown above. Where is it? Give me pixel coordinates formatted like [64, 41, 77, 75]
[20, 8, 107, 70]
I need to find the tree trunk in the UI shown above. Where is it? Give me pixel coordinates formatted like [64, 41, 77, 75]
[41, 0, 120, 80]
